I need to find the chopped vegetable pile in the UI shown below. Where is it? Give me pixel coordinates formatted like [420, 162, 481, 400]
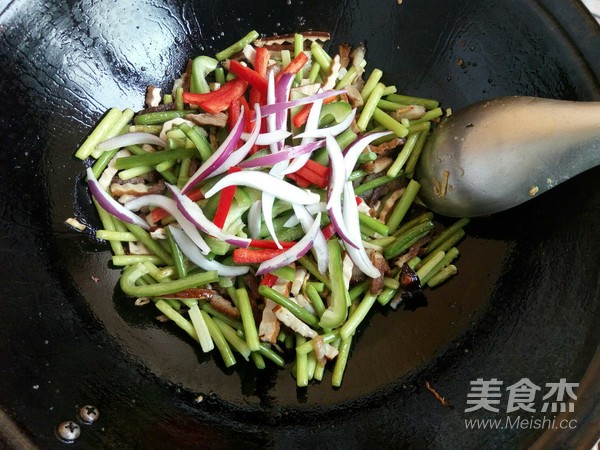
[74, 30, 470, 388]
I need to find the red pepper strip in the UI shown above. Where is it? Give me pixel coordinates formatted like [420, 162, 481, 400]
[296, 165, 328, 188]
[355, 195, 363, 205]
[249, 47, 270, 107]
[233, 248, 287, 264]
[254, 47, 270, 77]
[259, 273, 279, 287]
[248, 87, 262, 109]
[150, 187, 204, 223]
[250, 239, 297, 249]
[275, 52, 309, 83]
[212, 167, 241, 229]
[303, 159, 328, 177]
[229, 97, 252, 150]
[238, 96, 252, 131]
[322, 223, 336, 240]
[292, 94, 337, 128]
[183, 79, 248, 114]
[227, 60, 268, 98]
[228, 98, 241, 131]
[285, 172, 311, 188]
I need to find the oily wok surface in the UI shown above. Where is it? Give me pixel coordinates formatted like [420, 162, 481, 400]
[0, 0, 599, 448]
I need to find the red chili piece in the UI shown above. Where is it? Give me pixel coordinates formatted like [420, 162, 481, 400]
[212, 167, 241, 229]
[183, 78, 248, 114]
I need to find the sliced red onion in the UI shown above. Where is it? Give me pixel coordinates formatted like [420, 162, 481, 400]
[166, 184, 251, 248]
[343, 130, 393, 177]
[281, 97, 324, 176]
[241, 129, 291, 146]
[238, 140, 325, 169]
[294, 108, 357, 139]
[292, 204, 329, 274]
[123, 194, 211, 254]
[169, 226, 250, 276]
[86, 168, 150, 230]
[255, 212, 321, 276]
[275, 73, 295, 108]
[258, 89, 347, 117]
[181, 105, 245, 194]
[211, 104, 262, 177]
[274, 73, 295, 151]
[342, 181, 380, 278]
[247, 200, 262, 239]
[96, 132, 167, 151]
[327, 203, 358, 248]
[203, 171, 321, 205]
[325, 135, 358, 248]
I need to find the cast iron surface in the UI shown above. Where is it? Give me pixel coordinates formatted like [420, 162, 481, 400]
[0, 0, 599, 448]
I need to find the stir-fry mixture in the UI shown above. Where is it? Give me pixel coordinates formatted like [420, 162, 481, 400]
[74, 30, 469, 388]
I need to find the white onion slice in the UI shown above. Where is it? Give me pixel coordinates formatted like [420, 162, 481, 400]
[343, 130, 393, 177]
[99, 149, 130, 190]
[261, 191, 280, 249]
[325, 134, 347, 210]
[342, 181, 380, 278]
[261, 160, 292, 247]
[181, 105, 246, 194]
[124, 194, 211, 254]
[203, 171, 321, 205]
[284, 202, 326, 227]
[166, 184, 251, 248]
[293, 204, 329, 274]
[256, 212, 321, 275]
[241, 129, 291, 146]
[294, 108, 357, 139]
[258, 89, 347, 117]
[86, 168, 150, 230]
[325, 135, 358, 248]
[303, 97, 324, 138]
[169, 226, 250, 276]
[247, 200, 262, 239]
[281, 97, 323, 176]
[96, 132, 166, 151]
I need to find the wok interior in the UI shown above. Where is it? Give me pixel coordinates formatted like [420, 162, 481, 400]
[0, 0, 599, 448]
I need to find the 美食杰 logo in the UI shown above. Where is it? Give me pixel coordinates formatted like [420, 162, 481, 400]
[463, 378, 579, 431]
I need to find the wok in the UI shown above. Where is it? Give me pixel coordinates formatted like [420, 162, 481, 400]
[1, 0, 599, 448]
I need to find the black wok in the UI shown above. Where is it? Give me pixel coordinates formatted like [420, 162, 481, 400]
[1, 0, 599, 448]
